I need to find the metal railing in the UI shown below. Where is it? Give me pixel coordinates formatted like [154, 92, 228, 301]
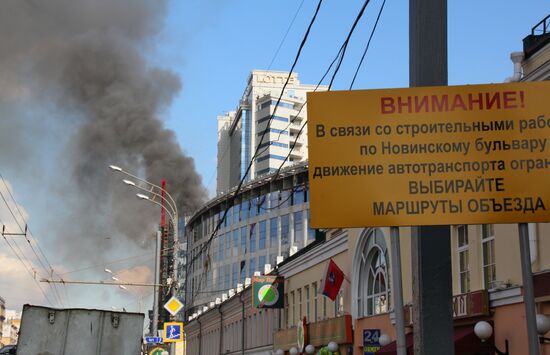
[532, 14, 550, 36]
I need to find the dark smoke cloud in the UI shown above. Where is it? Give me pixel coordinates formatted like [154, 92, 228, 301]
[0, 0, 207, 265]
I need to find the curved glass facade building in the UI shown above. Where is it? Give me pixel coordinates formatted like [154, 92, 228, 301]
[185, 162, 317, 312]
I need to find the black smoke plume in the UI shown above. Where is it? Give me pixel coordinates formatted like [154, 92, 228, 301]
[0, 0, 207, 266]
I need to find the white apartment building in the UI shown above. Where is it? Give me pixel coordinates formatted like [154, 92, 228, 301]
[216, 70, 325, 194]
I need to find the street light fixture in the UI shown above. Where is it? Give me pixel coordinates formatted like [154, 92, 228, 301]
[474, 321, 509, 355]
[327, 342, 339, 353]
[537, 313, 550, 344]
[379, 334, 391, 347]
[109, 165, 122, 172]
[109, 164, 180, 355]
[305, 344, 315, 354]
[123, 179, 136, 186]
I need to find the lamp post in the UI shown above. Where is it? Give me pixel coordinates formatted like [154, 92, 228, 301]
[110, 164, 180, 353]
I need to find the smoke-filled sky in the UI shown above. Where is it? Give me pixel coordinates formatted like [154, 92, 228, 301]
[0, 0, 207, 313]
[0, 0, 548, 316]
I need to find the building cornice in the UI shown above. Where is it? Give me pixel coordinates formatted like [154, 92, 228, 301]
[277, 233, 348, 278]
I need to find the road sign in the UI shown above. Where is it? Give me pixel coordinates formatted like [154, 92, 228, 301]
[149, 348, 168, 355]
[163, 296, 184, 316]
[307, 82, 550, 227]
[363, 329, 381, 355]
[163, 322, 184, 343]
[144, 336, 163, 344]
[252, 276, 284, 308]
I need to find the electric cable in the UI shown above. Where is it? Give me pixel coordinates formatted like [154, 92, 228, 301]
[188, 0, 378, 308]
[0, 216, 56, 307]
[186, 0, 325, 305]
[267, 0, 306, 70]
[349, 0, 386, 90]
[0, 175, 67, 306]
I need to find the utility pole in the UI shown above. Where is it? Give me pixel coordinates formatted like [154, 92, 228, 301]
[153, 230, 161, 336]
[409, 1, 454, 354]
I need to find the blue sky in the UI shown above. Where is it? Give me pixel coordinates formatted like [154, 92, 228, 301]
[157, 0, 549, 196]
[1, 0, 548, 313]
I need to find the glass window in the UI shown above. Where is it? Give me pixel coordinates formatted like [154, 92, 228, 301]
[259, 221, 266, 249]
[294, 185, 305, 205]
[482, 224, 496, 289]
[224, 264, 230, 289]
[281, 214, 290, 246]
[242, 199, 249, 220]
[233, 202, 240, 224]
[307, 210, 315, 240]
[259, 194, 268, 214]
[280, 190, 291, 208]
[225, 232, 231, 258]
[358, 229, 390, 317]
[240, 260, 246, 283]
[233, 229, 239, 256]
[212, 238, 220, 262]
[218, 234, 224, 262]
[250, 223, 257, 253]
[249, 257, 256, 278]
[250, 197, 258, 218]
[294, 211, 303, 242]
[291, 291, 295, 327]
[232, 263, 239, 288]
[298, 289, 302, 321]
[269, 191, 279, 209]
[240, 226, 247, 254]
[270, 217, 278, 247]
[259, 255, 266, 272]
[313, 282, 318, 321]
[457, 225, 470, 293]
[305, 286, 310, 321]
[227, 206, 233, 227]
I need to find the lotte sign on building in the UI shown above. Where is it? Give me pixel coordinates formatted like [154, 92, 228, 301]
[307, 82, 550, 228]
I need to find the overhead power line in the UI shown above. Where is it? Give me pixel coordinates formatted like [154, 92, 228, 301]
[267, 0, 306, 70]
[189, 0, 382, 306]
[0, 174, 67, 306]
[187, 0, 326, 303]
[350, 0, 387, 89]
[0, 217, 56, 307]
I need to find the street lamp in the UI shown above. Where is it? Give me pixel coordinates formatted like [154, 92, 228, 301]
[327, 342, 339, 353]
[305, 344, 315, 354]
[537, 313, 550, 343]
[110, 164, 180, 355]
[274, 350, 284, 355]
[474, 321, 509, 355]
[379, 334, 391, 347]
[288, 347, 299, 355]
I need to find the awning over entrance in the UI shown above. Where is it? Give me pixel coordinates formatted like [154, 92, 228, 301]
[377, 325, 494, 354]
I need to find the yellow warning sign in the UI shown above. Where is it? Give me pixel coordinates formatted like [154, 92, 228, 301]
[307, 82, 550, 227]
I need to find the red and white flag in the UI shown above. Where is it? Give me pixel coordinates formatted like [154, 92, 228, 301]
[321, 258, 345, 301]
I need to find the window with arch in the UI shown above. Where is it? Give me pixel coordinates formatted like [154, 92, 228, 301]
[358, 228, 390, 317]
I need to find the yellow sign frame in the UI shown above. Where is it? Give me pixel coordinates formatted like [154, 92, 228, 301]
[163, 322, 184, 343]
[307, 82, 550, 227]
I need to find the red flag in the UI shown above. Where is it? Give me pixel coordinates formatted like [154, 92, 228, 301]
[321, 259, 345, 301]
